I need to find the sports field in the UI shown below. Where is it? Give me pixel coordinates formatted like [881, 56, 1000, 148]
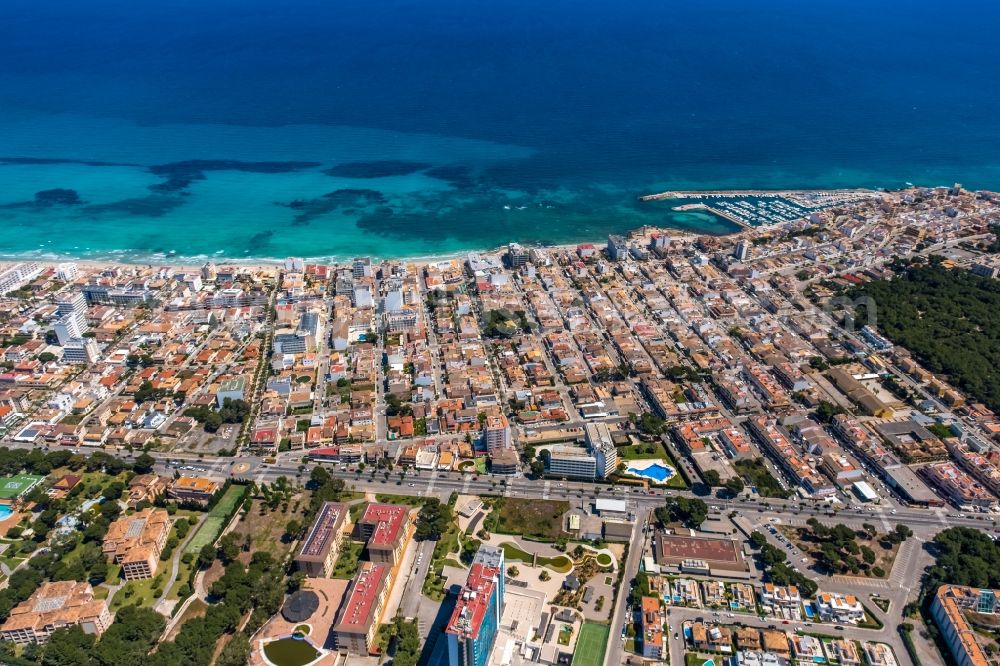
[571, 622, 610, 666]
[0, 475, 44, 501]
[183, 485, 247, 555]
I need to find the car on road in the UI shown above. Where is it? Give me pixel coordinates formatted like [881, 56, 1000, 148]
[835, 625, 844, 631]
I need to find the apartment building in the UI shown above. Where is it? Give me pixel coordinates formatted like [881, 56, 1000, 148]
[759, 583, 802, 620]
[102, 508, 170, 580]
[446, 546, 505, 666]
[931, 584, 997, 666]
[295, 502, 349, 577]
[332, 563, 391, 655]
[546, 445, 598, 480]
[815, 591, 865, 624]
[483, 413, 512, 451]
[640, 596, 664, 659]
[0, 581, 112, 645]
[357, 503, 410, 565]
[585, 421, 618, 478]
[921, 461, 998, 511]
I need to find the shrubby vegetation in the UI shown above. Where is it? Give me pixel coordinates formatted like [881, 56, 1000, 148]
[927, 526, 1000, 590]
[183, 398, 250, 433]
[654, 497, 708, 528]
[852, 265, 1000, 411]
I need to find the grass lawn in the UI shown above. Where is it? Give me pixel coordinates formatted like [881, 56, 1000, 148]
[871, 595, 891, 613]
[495, 498, 569, 541]
[595, 553, 613, 567]
[374, 493, 425, 508]
[165, 599, 207, 640]
[432, 520, 461, 563]
[617, 444, 688, 489]
[110, 577, 160, 611]
[500, 542, 573, 572]
[617, 441, 668, 460]
[332, 540, 365, 579]
[349, 502, 369, 523]
[182, 485, 247, 556]
[571, 622, 610, 666]
[734, 459, 792, 499]
[227, 497, 304, 564]
[422, 567, 447, 601]
[167, 556, 196, 600]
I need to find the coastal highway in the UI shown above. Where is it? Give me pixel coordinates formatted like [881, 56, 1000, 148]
[1, 438, 976, 532]
[87, 446, 977, 532]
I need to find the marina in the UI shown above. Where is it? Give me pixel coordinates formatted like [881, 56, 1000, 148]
[641, 189, 878, 227]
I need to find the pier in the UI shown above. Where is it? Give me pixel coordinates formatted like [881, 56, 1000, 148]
[671, 202, 750, 228]
[638, 188, 876, 202]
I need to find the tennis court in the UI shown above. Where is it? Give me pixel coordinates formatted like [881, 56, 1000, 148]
[571, 622, 610, 666]
[0, 474, 44, 501]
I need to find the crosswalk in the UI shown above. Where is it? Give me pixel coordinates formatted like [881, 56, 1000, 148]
[889, 538, 919, 587]
[831, 574, 891, 590]
[542, 480, 551, 500]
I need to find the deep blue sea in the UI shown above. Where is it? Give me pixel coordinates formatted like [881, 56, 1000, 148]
[1, 0, 999, 262]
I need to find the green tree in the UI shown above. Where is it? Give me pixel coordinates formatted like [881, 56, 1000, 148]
[415, 499, 452, 541]
[198, 543, 216, 568]
[217, 633, 251, 666]
[724, 477, 745, 496]
[42, 625, 96, 666]
[132, 452, 156, 474]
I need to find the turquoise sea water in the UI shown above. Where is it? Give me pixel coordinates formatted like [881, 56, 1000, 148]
[1, 0, 999, 262]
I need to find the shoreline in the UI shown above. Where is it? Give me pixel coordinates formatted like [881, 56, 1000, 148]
[0, 184, 958, 268]
[0, 229, 707, 269]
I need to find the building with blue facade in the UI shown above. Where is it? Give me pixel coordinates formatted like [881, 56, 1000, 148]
[446, 545, 505, 666]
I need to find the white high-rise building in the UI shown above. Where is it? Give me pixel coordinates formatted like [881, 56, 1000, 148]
[55, 262, 79, 282]
[734, 239, 751, 262]
[54, 313, 86, 346]
[62, 338, 100, 365]
[56, 293, 88, 319]
[0, 263, 42, 295]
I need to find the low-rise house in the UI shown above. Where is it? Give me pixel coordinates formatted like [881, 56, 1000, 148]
[815, 591, 865, 624]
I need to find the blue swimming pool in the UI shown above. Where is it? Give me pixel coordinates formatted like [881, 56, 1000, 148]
[0, 505, 13, 521]
[626, 463, 675, 483]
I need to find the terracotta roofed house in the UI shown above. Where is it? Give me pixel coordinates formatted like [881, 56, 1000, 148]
[167, 476, 220, 505]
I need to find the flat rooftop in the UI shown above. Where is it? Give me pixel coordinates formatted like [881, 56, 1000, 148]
[655, 532, 742, 565]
